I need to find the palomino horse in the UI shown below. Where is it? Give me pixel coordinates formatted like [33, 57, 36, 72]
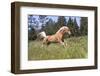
[42, 26, 71, 47]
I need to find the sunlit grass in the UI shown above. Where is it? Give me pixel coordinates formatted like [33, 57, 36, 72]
[28, 36, 88, 60]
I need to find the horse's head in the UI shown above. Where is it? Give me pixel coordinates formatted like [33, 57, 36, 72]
[58, 26, 71, 35]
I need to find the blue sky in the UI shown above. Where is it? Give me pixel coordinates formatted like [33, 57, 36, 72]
[28, 15, 81, 30]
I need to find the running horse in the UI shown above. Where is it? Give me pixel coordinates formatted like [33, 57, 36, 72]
[42, 26, 71, 47]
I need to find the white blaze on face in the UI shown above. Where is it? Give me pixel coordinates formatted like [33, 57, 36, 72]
[68, 31, 71, 35]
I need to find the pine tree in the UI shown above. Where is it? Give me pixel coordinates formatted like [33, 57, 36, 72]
[28, 15, 37, 40]
[56, 16, 67, 29]
[28, 27, 37, 40]
[44, 18, 55, 35]
[38, 15, 48, 26]
[80, 17, 88, 35]
[73, 18, 80, 36]
[67, 17, 74, 36]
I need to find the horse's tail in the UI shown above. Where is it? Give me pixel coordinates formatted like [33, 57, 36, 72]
[37, 31, 47, 40]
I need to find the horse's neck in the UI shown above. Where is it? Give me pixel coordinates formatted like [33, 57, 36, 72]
[55, 32, 64, 38]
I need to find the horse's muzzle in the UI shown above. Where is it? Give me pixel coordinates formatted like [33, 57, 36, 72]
[68, 31, 71, 35]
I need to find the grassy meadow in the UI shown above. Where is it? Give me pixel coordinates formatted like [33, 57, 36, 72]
[28, 36, 88, 60]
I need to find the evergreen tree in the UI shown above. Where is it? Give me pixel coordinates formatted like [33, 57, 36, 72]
[38, 15, 48, 26]
[56, 16, 67, 29]
[43, 18, 56, 35]
[67, 17, 75, 36]
[28, 15, 37, 40]
[28, 27, 37, 40]
[73, 18, 80, 36]
[80, 17, 88, 35]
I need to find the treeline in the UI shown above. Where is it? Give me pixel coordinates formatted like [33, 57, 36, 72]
[28, 15, 88, 40]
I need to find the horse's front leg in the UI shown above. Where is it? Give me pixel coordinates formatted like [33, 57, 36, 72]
[63, 39, 67, 47]
[61, 39, 67, 47]
[59, 41, 66, 48]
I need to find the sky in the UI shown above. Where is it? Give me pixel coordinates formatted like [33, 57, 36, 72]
[28, 15, 81, 30]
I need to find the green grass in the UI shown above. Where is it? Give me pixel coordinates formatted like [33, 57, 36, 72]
[28, 36, 88, 60]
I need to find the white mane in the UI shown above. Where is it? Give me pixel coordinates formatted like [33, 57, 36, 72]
[56, 26, 68, 34]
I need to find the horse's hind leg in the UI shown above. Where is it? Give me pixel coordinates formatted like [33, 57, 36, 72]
[41, 37, 49, 47]
[41, 38, 45, 47]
